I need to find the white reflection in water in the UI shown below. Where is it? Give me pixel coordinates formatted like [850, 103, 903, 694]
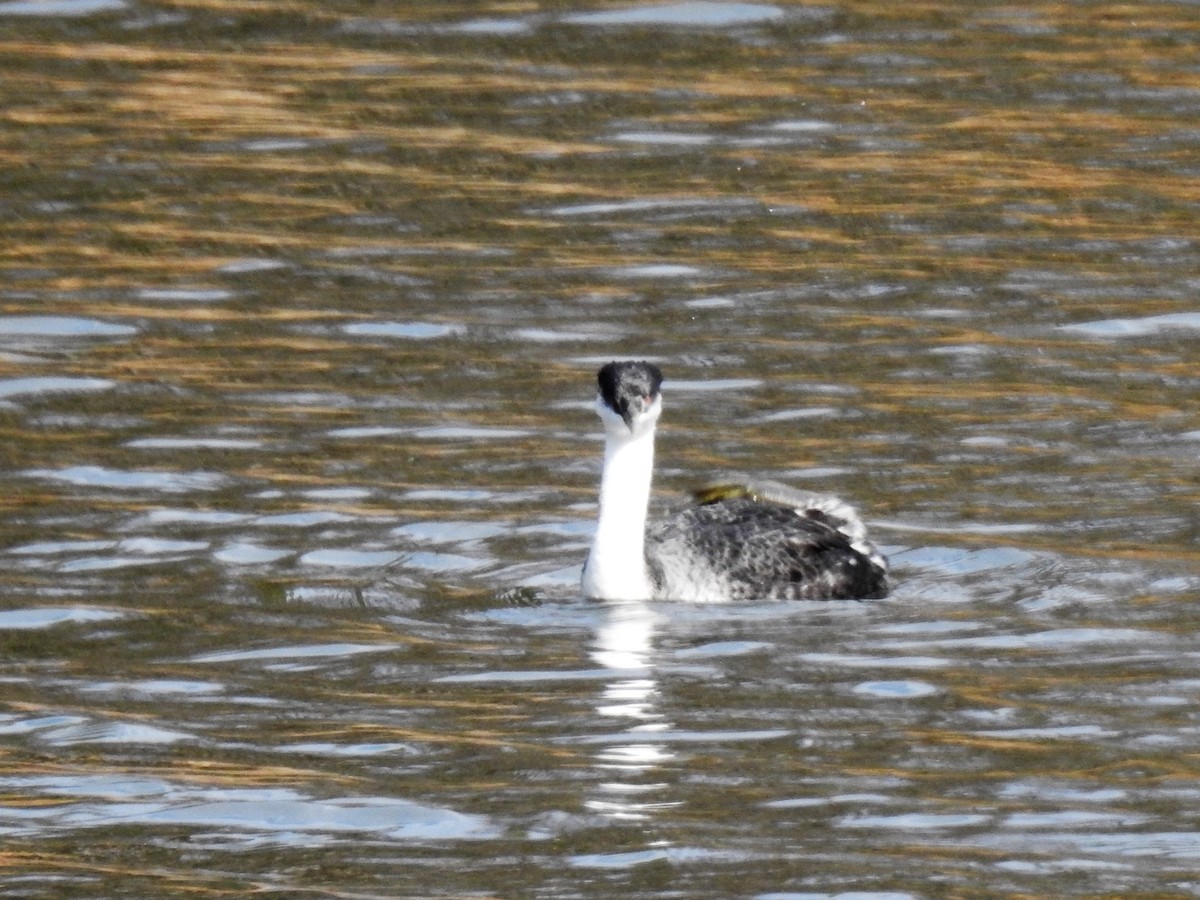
[40, 721, 193, 746]
[0, 607, 125, 630]
[136, 287, 233, 302]
[1059, 311, 1200, 337]
[561, 2, 784, 28]
[588, 600, 680, 821]
[0, 775, 496, 844]
[0, 315, 135, 337]
[596, 678, 659, 719]
[125, 436, 263, 449]
[0, 376, 114, 399]
[592, 601, 657, 673]
[22, 465, 225, 492]
[214, 542, 292, 564]
[342, 321, 464, 339]
[852, 679, 939, 699]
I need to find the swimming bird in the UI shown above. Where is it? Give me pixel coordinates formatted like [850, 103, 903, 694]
[581, 361, 889, 602]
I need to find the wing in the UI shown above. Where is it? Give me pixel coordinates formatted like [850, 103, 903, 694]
[647, 497, 889, 602]
[692, 476, 877, 554]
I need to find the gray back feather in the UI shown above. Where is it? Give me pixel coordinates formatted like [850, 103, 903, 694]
[646, 494, 889, 601]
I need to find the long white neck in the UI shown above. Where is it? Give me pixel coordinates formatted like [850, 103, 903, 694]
[582, 419, 657, 601]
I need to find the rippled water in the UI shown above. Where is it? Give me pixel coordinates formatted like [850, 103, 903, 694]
[2, 0, 1199, 896]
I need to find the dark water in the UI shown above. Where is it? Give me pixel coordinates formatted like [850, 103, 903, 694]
[2, 0, 1200, 896]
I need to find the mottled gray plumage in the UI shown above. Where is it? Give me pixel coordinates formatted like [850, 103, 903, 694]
[647, 496, 889, 601]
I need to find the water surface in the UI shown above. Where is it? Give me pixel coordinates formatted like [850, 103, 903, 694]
[1, 0, 1199, 896]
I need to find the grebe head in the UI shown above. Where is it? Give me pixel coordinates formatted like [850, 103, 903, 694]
[596, 360, 663, 437]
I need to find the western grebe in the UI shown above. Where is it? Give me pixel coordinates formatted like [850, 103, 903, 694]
[581, 361, 889, 602]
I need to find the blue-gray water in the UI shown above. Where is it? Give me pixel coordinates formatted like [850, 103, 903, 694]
[2, 1, 1199, 896]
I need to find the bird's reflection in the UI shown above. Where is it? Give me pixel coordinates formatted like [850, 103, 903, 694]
[586, 599, 680, 822]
